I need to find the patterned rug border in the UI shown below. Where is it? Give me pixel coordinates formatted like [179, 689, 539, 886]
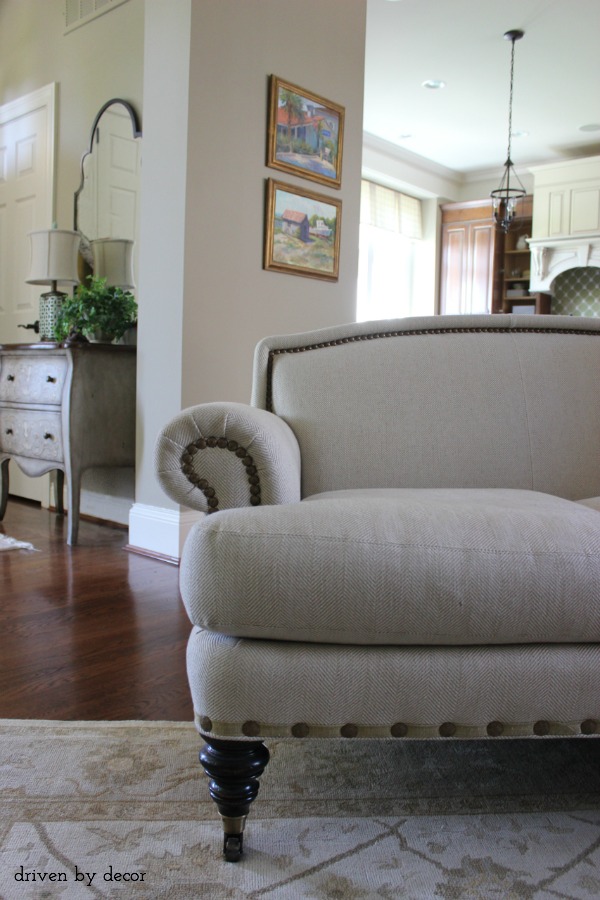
[3, 718, 600, 898]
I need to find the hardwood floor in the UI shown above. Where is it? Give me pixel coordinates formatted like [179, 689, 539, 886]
[0, 497, 193, 721]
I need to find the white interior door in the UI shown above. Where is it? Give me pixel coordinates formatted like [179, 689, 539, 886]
[0, 84, 56, 504]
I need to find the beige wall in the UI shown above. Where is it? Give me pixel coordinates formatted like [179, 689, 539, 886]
[181, 0, 366, 408]
[134, 0, 367, 525]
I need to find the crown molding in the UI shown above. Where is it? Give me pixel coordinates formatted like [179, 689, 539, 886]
[362, 132, 461, 183]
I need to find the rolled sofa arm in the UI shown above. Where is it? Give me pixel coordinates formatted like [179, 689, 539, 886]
[155, 401, 301, 514]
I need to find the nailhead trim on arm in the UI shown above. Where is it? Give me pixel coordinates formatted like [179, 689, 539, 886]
[180, 436, 261, 513]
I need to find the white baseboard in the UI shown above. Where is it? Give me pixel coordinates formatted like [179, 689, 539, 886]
[128, 502, 203, 560]
[80, 490, 133, 526]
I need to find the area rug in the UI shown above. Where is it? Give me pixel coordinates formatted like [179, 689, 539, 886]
[1, 721, 600, 899]
[0, 534, 35, 552]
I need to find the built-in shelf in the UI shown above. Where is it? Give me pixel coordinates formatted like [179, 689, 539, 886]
[497, 196, 551, 314]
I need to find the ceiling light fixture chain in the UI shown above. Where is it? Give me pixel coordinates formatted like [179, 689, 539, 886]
[506, 31, 518, 163]
[491, 29, 526, 232]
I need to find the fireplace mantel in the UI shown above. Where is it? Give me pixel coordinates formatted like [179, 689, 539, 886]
[527, 235, 600, 292]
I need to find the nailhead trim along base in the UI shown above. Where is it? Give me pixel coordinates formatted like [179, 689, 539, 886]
[264, 325, 600, 411]
[180, 437, 262, 513]
[196, 714, 599, 740]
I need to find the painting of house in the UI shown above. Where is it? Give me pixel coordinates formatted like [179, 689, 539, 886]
[276, 105, 337, 158]
[268, 77, 345, 187]
[281, 209, 310, 242]
[266, 180, 341, 281]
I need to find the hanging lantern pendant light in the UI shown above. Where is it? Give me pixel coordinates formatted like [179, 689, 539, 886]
[491, 29, 526, 232]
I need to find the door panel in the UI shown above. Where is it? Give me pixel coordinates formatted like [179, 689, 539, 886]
[0, 85, 56, 504]
[440, 225, 467, 314]
[470, 224, 494, 314]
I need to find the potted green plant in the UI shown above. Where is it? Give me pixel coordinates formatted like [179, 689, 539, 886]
[54, 275, 138, 343]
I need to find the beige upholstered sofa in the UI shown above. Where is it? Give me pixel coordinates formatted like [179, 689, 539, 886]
[155, 314, 600, 861]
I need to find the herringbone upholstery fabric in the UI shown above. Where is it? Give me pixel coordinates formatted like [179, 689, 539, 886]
[155, 315, 600, 743]
[187, 631, 600, 739]
[252, 316, 600, 502]
[180, 488, 600, 645]
[580, 497, 600, 512]
[155, 401, 301, 513]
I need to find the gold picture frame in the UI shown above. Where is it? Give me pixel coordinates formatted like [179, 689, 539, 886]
[267, 76, 344, 188]
[264, 179, 341, 282]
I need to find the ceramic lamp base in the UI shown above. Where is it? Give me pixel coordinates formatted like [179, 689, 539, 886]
[39, 291, 65, 341]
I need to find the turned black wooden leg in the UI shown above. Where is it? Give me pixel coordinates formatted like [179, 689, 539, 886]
[199, 738, 270, 862]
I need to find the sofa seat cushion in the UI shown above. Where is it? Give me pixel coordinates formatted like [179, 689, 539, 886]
[578, 497, 600, 513]
[180, 488, 600, 646]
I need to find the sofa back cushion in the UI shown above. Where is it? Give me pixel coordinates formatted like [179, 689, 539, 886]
[251, 315, 600, 500]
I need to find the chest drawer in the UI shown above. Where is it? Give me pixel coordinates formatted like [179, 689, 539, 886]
[0, 409, 64, 462]
[0, 354, 67, 405]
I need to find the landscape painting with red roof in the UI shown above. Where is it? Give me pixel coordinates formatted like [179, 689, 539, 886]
[265, 179, 341, 281]
[267, 77, 345, 188]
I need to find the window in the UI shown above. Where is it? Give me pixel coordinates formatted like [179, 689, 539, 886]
[357, 180, 423, 322]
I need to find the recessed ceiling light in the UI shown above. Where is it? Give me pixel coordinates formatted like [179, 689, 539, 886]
[579, 123, 600, 132]
[422, 80, 446, 90]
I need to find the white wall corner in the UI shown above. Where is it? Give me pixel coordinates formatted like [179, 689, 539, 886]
[128, 502, 203, 561]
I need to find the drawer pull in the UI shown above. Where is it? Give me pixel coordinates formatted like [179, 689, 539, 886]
[46, 375, 57, 383]
[44, 432, 54, 441]
[7, 374, 15, 382]
[5, 428, 13, 435]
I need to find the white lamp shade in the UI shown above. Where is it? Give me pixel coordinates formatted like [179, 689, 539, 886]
[26, 229, 80, 285]
[91, 238, 135, 289]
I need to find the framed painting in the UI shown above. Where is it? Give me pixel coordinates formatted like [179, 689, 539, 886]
[264, 179, 342, 281]
[267, 76, 344, 188]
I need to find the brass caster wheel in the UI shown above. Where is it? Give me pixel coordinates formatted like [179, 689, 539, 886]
[224, 835, 242, 862]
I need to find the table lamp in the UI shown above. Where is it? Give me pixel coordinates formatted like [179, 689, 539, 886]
[91, 238, 135, 289]
[26, 228, 80, 340]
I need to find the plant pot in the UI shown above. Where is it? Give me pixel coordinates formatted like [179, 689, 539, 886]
[91, 330, 115, 343]
[120, 324, 138, 346]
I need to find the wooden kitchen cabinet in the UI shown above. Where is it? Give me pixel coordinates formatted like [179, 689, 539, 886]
[440, 195, 550, 315]
[439, 200, 503, 315]
[0, 342, 136, 544]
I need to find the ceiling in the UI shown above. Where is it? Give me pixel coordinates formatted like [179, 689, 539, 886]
[363, 0, 600, 179]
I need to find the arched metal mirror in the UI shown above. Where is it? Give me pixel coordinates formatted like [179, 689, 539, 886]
[74, 99, 142, 280]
